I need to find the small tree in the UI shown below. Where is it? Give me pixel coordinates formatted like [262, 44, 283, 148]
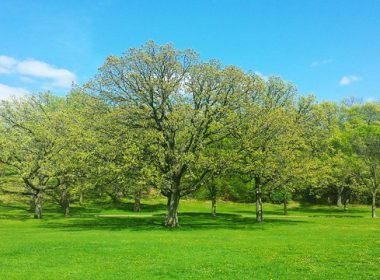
[0, 94, 67, 218]
[233, 76, 298, 222]
[351, 125, 380, 218]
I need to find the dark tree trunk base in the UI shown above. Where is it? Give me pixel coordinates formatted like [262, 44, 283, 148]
[133, 198, 141, 212]
[211, 196, 216, 217]
[133, 191, 142, 212]
[64, 205, 70, 217]
[165, 191, 180, 227]
[61, 190, 70, 217]
[283, 198, 288, 216]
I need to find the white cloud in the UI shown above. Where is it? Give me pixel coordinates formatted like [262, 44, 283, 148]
[17, 60, 76, 88]
[0, 55, 76, 89]
[339, 75, 362, 86]
[0, 83, 30, 100]
[0, 55, 17, 73]
[19, 76, 36, 83]
[310, 59, 333, 68]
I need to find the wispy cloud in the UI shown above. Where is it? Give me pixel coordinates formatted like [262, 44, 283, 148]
[0, 83, 30, 100]
[0, 55, 76, 88]
[310, 59, 333, 68]
[0, 55, 17, 73]
[17, 60, 76, 88]
[339, 75, 362, 86]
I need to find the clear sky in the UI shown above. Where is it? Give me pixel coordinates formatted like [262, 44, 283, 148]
[0, 0, 379, 101]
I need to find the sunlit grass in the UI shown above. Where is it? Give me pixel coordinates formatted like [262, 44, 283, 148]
[0, 198, 379, 279]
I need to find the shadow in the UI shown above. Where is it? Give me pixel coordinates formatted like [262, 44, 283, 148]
[40, 211, 307, 232]
[234, 210, 284, 216]
[67, 205, 103, 217]
[235, 203, 369, 218]
[83, 201, 167, 213]
[0, 200, 168, 221]
[0, 203, 31, 221]
[290, 205, 368, 217]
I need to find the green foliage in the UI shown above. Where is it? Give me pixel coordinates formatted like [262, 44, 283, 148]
[0, 41, 379, 222]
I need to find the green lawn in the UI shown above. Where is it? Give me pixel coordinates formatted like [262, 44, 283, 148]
[0, 199, 379, 279]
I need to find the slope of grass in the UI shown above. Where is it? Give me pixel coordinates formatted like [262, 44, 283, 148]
[0, 199, 379, 279]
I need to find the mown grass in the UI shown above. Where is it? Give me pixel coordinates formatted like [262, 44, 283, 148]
[0, 198, 379, 279]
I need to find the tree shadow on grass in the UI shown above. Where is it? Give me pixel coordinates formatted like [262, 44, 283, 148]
[40, 211, 308, 232]
[0, 201, 168, 221]
[234, 210, 284, 216]
[79, 201, 167, 213]
[0, 204, 31, 221]
[289, 205, 368, 217]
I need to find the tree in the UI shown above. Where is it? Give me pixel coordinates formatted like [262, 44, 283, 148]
[200, 138, 237, 216]
[267, 96, 323, 215]
[86, 42, 245, 227]
[233, 76, 298, 222]
[0, 93, 68, 218]
[343, 102, 380, 218]
[350, 125, 380, 218]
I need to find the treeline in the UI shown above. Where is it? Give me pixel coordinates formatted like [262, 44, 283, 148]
[0, 42, 379, 227]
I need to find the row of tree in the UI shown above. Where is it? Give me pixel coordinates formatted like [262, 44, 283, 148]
[0, 42, 379, 227]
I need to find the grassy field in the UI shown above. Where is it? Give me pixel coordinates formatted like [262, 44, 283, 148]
[0, 198, 379, 279]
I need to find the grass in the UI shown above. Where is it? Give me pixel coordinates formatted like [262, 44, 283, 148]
[0, 198, 379, 279]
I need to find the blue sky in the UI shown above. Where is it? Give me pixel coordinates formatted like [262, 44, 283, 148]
[0, 0, 379, 101]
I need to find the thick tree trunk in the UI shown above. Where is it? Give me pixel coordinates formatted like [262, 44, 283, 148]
[165, 190, 180, 227]
[255, 177, 263, 223]
[337, 188, 343, 208]
[283, 195, 288, 215]
[33, 192, 43, 219]
[133, 191, 141, 212]
[371, 191, 377, 218]
[211, 194, 216, 217]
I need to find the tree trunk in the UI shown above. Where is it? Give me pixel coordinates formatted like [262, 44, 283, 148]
[327, 196, 332, 205]
[283, 195, 288, 215]
[344, 198, 349, 212]
[371, 191, 377, 218]
[109, 193, 120, 203]
[165, 190, 180, 227]
[337, 188, 343, 208]
[33, 192, 43, 219]
[211, 194, 216, 217]
[79, 192, 84, 205]
[255, 177, 263, 223]
[166, 191, 172, 212]
[133, 191, 141, 212]
[61, 190, 70, 217]
[64, 201, 70, 217]
[29, 196, 35, 211]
